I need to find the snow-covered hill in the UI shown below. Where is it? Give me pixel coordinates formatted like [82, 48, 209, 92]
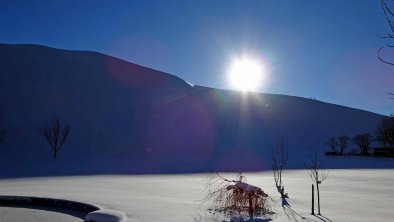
[0, 44, 390, 176]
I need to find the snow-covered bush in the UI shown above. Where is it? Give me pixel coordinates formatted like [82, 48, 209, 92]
[203, 173, 273, 220]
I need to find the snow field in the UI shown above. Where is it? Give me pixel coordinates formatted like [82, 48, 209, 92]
[0, 169, 392, 222]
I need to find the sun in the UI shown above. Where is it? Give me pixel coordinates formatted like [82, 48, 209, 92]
[228, 58, 265, 92]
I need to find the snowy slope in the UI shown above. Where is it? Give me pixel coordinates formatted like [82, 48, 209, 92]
[0, 44, 391, 176]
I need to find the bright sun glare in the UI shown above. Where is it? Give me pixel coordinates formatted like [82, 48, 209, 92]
[228, 58, 264, 92]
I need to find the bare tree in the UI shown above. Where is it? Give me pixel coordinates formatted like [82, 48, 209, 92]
[379, 0, 394, 65]
[41, 118, 70, 158]
[306, 155, 328, 215]
[0, 114, 6, 144]
[203, 172, 272, 220]
[376, 115, 394, 151]
[337, 135, 349, 156]
[325, 137, 338, 153]
[352, 133, 372, 156]
[272, 138, 289, 198]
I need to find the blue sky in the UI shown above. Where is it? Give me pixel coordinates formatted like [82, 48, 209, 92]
[1, 0, 393, 115]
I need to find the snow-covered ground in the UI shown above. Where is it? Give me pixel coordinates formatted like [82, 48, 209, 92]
[0, 169, 393, 222]
[0, 206, 84, 222]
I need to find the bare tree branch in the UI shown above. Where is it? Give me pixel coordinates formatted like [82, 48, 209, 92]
[305, 154, 328, 215]
[377, 33, 394, 38]
[306, 155, 328, 184]
[338, 135, 350, 156]
[41, 118, 70, 158]
[382, 0, 394, 32]
[325, 137, 339, 153]
[352, 133, 372, 156]
[379, 1, 394, 65]
[378, 46, 394, 66]
[272, 138, 289, 198]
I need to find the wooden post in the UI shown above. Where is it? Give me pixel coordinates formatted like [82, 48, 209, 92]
[317, 181, 321, 215]
[311, 184, 315, 215]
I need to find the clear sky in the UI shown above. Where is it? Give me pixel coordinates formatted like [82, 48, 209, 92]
[1, 0, 393, 115]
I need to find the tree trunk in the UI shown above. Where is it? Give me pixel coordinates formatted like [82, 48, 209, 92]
[248, 193, 253, 220]
[311, 184, 315, 215]
[281, 186, 284, 198]
[279, 168, 282, 187]
[317, 182, 321, 215]
[54, 151, 57, 158]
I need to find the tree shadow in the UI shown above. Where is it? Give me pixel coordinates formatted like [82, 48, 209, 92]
[282, 198, 291, 208]
[313, 214, 332, 222]
[281, 198, 317, 222]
